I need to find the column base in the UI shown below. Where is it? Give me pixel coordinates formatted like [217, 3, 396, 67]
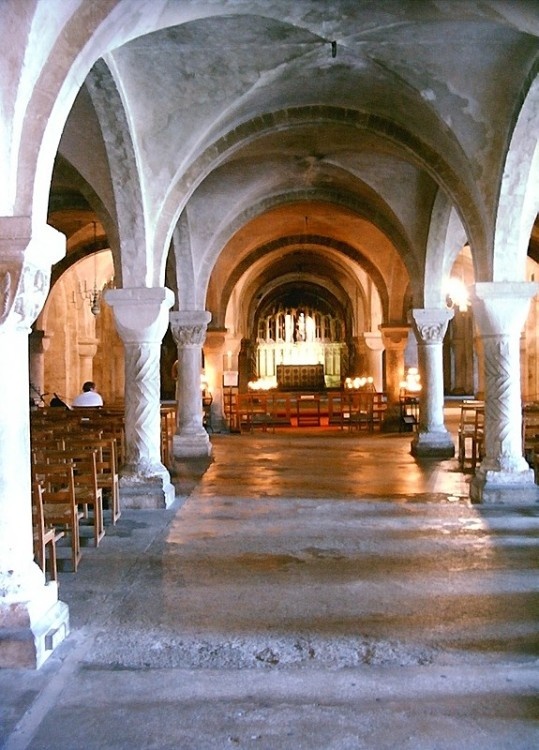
[411, 430, 455, 458]
[208, 416, 227, 433]
[471, 468, 539, 504]
[119, 472, 175, 509]
[173, 431, 213, 459]
[0, 590, 70, 669]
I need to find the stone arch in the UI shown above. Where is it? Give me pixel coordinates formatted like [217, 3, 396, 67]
[12, 3, 124, 224]
[493, 67, 539, 282]
[214, 235, 391, 330]
[156, 106, 487, 272]
[196, 186, 417, 304]
[172, 213, 197, 309]
[84, 60, 151, 286]
[48, 153, 121, 285]
[423, 190, 469, 308]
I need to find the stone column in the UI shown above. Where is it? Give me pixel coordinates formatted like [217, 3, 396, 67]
[0, 220, 69, 668]
[473, 331, 485, 399]
[409, 308, 455, 457]
[105, 287, 175, 509]
[470, 282, 539, 504]
[347, 336, 363, 377]
[77, 338, 98, 385]
[204, 328, 227, 432]
[449, 309, 474, 395]
[170, 310, 212, 458]
[379, 325, 410, 431]
[362, 331, 384, 392]
[29, 328, 51, 404]
[239, 338, 256, 392]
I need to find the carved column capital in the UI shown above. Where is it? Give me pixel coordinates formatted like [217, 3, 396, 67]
[105, 287, 174, 344]
[471, 282, 539, 337]
[204, 328, 227, 351]
[170, 310, 212, 348]
[379, 324, 410, 350]
[77, 337, 99, 359]
[0, 221, 65, 333]
[29, 328, 52, 354]
[409, 308, 454, 345]
[361, 331, 384, 352]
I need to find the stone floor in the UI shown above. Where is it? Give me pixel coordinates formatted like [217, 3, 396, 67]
[1, 422, 538, 749]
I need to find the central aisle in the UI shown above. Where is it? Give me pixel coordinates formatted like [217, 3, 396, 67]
[2, 429, 538, 750]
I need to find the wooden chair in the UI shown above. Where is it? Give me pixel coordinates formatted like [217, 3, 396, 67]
[32, 461, 83, 572]
[32, 481, 64, 582]
[458, 401, 483, 469]
[34, 446, 105, 548]
[267, 394, 291, 429]
[75, 414, 126, 464]
[161, 405, 176, 466]
[342, 391, 374, 431]
[59, 448, 105, 547]
[68, 437, 120, 525]
[522, 404, 539, 466]
[239, 394, 272, 432]
[372, 392, 388, 430]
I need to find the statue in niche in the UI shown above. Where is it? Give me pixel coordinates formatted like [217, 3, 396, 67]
[295, 312, 306, 342]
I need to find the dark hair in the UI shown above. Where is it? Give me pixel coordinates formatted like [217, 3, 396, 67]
[82, 381, 96, 392]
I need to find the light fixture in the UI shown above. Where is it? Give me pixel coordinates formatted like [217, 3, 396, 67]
[445, 277, 470, 312]
[72, 221, 114, 316]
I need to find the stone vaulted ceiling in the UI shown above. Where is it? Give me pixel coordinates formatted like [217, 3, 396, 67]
[48, 0, 539, 323]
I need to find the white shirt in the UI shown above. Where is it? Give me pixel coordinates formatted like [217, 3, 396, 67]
[71, 390, 103, 407]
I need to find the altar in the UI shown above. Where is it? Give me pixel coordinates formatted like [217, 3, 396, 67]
[276, 364, 325, 391]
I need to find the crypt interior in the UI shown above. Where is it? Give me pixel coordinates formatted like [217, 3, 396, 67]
[1, 2, 539, 747]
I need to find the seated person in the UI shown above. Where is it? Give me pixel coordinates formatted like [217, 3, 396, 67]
[71, 381, 103, 407]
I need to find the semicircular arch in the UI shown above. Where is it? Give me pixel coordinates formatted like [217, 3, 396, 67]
[157, 105, 487, 274]
[493, 62, 539, 281]
[211, 235, 392, 330]
[197, 185, 418, 298]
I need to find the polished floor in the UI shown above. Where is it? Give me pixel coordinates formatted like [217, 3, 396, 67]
[1, 421, 538, 749]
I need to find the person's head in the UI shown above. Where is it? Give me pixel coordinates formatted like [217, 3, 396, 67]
[82, 381, 96, 393]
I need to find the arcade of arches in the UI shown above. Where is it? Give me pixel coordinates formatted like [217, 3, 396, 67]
[1, 1, 539, 670]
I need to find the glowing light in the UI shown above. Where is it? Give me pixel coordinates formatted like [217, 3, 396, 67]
[400, 367, 421, 392]
[248, 377, 277, 391]
[445, 277, 469, 311]
[344, 376, 374, 390]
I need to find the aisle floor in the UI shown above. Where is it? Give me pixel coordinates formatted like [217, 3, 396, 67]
[1, 425, 538, 749]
